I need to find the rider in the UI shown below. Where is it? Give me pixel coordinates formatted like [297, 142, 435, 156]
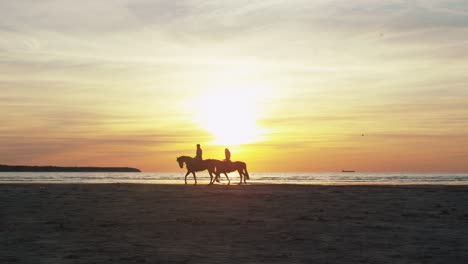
[224, 148, 231, 162]
[195, 144, 203, 160]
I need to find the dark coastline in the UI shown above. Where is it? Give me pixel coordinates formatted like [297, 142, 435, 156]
[0, 165, 141, 172]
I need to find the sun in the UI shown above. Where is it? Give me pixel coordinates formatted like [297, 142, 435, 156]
[193, 86, 265, 146]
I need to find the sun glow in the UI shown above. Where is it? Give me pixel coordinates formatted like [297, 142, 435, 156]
[193, 83, 268, 146]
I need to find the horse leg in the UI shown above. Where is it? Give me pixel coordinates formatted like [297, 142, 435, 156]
[238, 170, 243, 185]
[215, 173, 221, 183]
[192, 172, 197, 185]
[224, 173, 230, 185]
[208, 171, 214, 185]
[184, 171, 190, 185]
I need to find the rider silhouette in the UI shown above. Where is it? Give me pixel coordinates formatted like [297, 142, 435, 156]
[195, 144, 203, 160]
[224, 148, 231, 162]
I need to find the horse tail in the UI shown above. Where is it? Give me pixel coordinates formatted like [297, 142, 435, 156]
[243, 163, 250, 180]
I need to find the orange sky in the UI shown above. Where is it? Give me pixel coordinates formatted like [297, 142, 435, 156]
[1, 1, 468, 172]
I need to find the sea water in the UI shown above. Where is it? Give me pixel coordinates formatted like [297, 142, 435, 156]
[1, 172, 468, 185]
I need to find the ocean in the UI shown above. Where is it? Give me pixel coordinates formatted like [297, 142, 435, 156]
[1, 172, 468, 185]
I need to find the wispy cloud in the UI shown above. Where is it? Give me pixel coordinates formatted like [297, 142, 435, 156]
[1, 0, 468, 171]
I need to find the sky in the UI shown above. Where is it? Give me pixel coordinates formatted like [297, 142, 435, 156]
[1, 0, 468, 172]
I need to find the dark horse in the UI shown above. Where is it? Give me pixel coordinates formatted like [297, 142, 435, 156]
[176, 156, 218, 184]
[214, 160, 250, 185]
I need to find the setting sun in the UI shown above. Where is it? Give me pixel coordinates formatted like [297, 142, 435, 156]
[193, 85, 266, 146]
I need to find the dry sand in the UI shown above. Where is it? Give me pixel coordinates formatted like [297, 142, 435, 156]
[1, 184, 467, 263]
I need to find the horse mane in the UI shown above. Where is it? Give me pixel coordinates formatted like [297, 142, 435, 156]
[177, 155, 192, 160]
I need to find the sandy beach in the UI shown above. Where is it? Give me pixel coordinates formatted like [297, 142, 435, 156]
[1, 184, 467, 263]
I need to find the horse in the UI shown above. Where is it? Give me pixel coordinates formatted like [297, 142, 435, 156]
[213, 160, 250, 185]
[176, 156, 218, 184]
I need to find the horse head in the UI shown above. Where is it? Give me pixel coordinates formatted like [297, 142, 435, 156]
[176, 156, 185, 169]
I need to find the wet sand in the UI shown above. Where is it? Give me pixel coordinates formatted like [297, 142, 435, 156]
[1, 184, 467, 263]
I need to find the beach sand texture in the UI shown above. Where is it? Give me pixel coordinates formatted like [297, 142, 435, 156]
[1, 184, 467, 263]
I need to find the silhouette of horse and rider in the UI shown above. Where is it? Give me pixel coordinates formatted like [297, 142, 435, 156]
[176, 144, 250, 185]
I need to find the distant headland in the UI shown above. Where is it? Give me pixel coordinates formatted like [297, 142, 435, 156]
[0, 165, 141, 172]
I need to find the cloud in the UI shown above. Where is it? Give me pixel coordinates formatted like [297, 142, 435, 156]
[3, 1, 466, 40]
[0, 130, 211, 165]
[0, 1, 134, 33]
[1, 1, 468, 170]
